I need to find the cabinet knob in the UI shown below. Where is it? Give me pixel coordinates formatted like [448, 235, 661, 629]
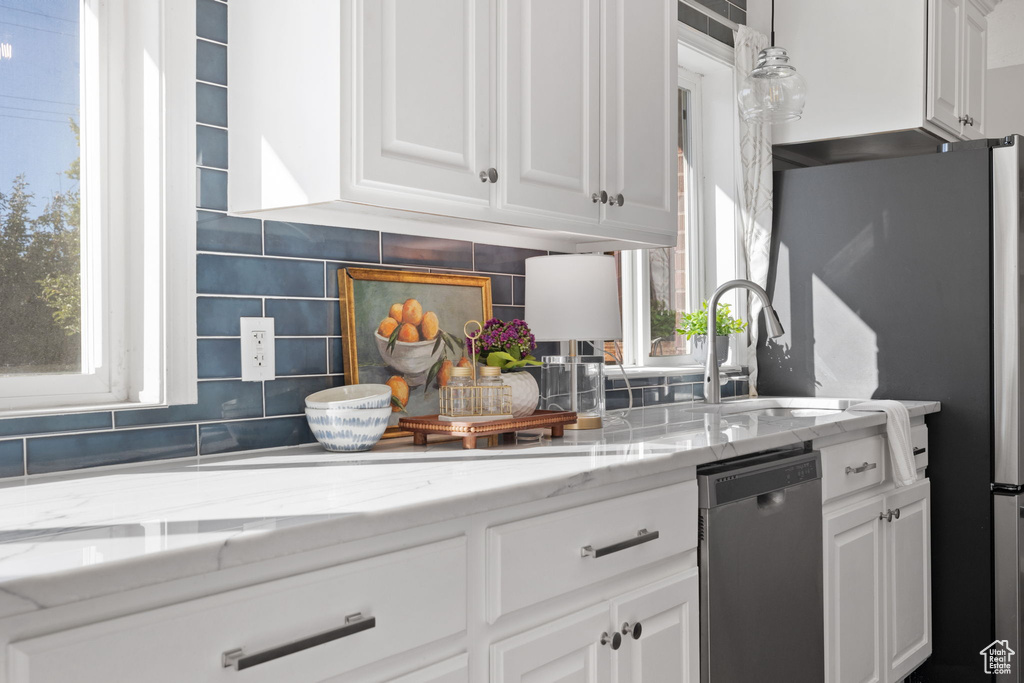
[610, 193, 624, 207]
[880, 508, 901, 523]
[621, 621, 642, 640]
[601, 631, 623, 650]
[968, 116, 975, 127]
[479, 168, 498, 183]
[592, 190, 609, 204]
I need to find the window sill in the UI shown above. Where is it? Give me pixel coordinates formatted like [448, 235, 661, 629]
[611, 364, 746, 381]
[0, 399, 171, 420]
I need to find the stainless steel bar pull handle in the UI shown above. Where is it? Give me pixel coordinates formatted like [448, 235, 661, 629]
[581, 528, 659, 558]
[222, 612, 375, 671]
[845, 461, 877, 475]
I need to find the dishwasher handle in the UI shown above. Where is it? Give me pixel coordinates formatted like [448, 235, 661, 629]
[581, 529, 660, 559]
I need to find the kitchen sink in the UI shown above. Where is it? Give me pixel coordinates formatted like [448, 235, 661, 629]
[733, 407, 845, 418]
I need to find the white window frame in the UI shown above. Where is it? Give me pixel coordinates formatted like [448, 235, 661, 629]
[618, 25, 743, 373]
[0, 0, 197, 414]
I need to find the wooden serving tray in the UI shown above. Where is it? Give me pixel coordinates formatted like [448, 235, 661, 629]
[398, 410, 578, 449]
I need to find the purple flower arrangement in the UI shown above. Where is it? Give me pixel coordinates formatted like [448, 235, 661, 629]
[466, 318, 542, 370]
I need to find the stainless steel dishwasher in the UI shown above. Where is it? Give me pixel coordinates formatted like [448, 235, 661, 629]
[698, 445, 824, 683]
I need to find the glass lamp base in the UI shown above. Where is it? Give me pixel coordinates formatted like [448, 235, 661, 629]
[540, 355, 606, 430]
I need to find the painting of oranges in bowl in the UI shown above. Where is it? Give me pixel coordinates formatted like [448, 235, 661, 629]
[338, 268, 492, 434]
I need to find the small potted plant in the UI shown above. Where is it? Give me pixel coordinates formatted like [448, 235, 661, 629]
[677, 301, 747, 366]
[466, 318, 542, 417]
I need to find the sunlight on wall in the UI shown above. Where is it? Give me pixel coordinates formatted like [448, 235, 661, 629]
[812, 273, 878, 397]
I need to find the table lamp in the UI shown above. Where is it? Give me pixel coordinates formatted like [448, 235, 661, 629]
[524, 254, 622, 429]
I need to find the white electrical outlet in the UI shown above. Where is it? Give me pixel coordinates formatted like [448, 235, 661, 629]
[240, 317, 276, 382]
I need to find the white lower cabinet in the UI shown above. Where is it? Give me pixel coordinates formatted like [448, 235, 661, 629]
[491, 569, 699, 683]
[883, 480, 931, 683]
[822, 428, 931, 683]
[824, 495, 885, 683]
[7, 538, 468, 683]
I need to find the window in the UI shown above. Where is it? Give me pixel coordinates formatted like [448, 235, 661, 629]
[616, 34, 741, 370]
[0, 0, 196, 413]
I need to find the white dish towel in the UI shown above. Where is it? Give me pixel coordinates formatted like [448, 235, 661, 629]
[847, 400, 917, 487]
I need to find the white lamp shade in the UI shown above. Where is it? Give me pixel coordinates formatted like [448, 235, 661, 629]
[524, 254, 622, 341]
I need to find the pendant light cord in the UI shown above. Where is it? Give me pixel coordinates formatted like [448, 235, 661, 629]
[770, 0, 776, 47]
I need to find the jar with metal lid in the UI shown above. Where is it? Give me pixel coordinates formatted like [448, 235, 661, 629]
[478, 366, 503, 415]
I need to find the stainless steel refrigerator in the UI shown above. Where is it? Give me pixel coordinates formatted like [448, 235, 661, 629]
[760, 135, 1023, 682]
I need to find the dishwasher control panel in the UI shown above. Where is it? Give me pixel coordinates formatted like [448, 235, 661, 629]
[698, 449, 821, 508]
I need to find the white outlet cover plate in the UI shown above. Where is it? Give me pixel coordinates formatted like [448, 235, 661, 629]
[240, 317, 276, 382]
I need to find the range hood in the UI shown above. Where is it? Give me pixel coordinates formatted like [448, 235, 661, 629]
[772, 128, 949, 168]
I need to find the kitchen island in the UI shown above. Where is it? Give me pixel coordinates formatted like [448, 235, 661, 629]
[0, 398, 938, 682]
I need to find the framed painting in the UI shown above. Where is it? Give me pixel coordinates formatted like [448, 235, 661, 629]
[338, 268, 492, 435]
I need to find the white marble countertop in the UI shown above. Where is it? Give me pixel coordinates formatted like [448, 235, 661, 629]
[0, 397, 939, 619]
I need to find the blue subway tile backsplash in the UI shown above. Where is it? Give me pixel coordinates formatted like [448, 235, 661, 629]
[275, 338, 329, 377]
[197, 168, 229, 210]
[196, 39, 228, 85]
[0, 411, 112, 439]
[265, 376, 342, 417]
[0, 441, 23, 478]
[197, 210, 262, 254]
[196, 297, 263, 335]
[199, 416, 314, 456]
[196, 0, 228, 43]
[265, 221, 379, 263]
[26, 426, 199, 475]
[0, 0, 746, 478]
[196, 125, 229, 170]
[264, 298, 340, 337]
[197, 254, 325, 298]
[196, 83, 228, 127]
[381, 233, 474, 270]
[474, 244, 547, 275]
[197, 339, 243, 379]
[115, 380, 263, 428]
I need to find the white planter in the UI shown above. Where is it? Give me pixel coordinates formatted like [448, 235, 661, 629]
[501, 371, 540, 418]
[692, 335, 730, 367]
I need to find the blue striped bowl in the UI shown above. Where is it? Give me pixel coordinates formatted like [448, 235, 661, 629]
[305, 405, 392, 452]
[305, 384, 392, 410]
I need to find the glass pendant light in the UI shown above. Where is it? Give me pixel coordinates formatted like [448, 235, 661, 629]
[737, 0, 807, 123]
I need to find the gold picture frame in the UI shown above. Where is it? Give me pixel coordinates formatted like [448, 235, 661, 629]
[338, 268, 493, 437]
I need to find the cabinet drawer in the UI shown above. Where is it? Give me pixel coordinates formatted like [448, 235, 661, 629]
[821, 435, 886, 502]
[486, 481, 696, 622]
[9, 538, 467, 683]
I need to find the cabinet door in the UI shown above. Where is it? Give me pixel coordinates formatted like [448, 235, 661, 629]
[961, 1, 986, 139]
[498, 0, 601, 222]
[927, 0, 963, 135]
[610, 569, 699, 683]
[824, 496, 885, 683]
[357, 0, 491, 203]
[491, 604, 611, 683]
[599, 0, 676, 238]
[884, 479, 931, 682]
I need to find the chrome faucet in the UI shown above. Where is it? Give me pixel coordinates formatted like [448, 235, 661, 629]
[704, 279, 785, 404]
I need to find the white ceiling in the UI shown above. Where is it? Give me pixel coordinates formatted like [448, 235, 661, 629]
[989, 0, 1024, 68]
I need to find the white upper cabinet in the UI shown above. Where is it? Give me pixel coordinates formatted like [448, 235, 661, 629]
[357, 0, 491, 204]
[961, 0, 987, 138]
[600, 0, 677, 235]
[498, 0, 601, 222]
[927, 0, 988, 139]
[772, 0, 992, 147]
[927, 0, 962, 134]
[229, 0, 676, 251]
